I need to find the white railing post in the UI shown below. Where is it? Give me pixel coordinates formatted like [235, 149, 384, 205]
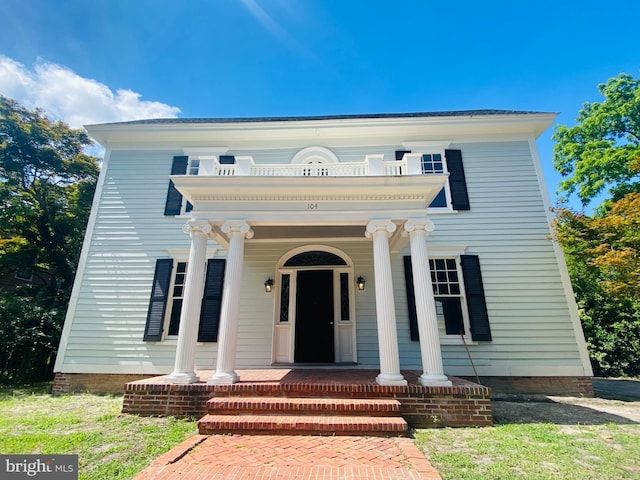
[198, 158, 217, 175]
[366, 155, 385, 175]
[235, 156, 254, 176]
[405, 154, 423, 175]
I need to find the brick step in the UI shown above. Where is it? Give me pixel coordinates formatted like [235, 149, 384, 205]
[205, 397, 402, 416]
[197, 414, 408, 437]
[208, 384, 394, 398]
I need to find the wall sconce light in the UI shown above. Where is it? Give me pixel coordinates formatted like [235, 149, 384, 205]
[357, 276, 366, 291]
[264, 278, 274, 293]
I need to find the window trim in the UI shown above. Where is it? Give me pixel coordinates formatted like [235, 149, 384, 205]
[398, 146, 466, 213]
[164, 261, 187, 339]
[403, 252, 490, 345]
[430, 256, 472, 345]
[143, 257, 225, 343]
[14, 267, 34, 282]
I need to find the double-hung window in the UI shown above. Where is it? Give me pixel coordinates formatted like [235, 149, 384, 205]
[395, 149, 470, 211]
[166, 262, 187, 337]
[430, 258, 466, 337]
[404, 254, 491, 343]
[143, 258, 226, 342]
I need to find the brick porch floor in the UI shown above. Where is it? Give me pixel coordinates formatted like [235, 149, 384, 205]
[123, 368, 492, 429]
[132, 434, 443, 480]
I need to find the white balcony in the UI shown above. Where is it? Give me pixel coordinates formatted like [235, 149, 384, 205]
[195, 154, 426, 177]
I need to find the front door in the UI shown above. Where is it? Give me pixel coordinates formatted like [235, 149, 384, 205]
[294, 270, 335, 363]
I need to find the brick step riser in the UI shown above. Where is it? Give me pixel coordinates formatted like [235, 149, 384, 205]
[197, 415, 408, 438]
[210, 389, 399, 399]
[205, 398, 402, 417]
[198, 427, 404, 437]
[209, 408, 400, 416]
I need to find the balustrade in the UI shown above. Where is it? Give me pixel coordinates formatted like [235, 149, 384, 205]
[191, 157, 423, 177]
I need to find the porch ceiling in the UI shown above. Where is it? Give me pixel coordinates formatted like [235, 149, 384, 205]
[171, 174, 448, 226]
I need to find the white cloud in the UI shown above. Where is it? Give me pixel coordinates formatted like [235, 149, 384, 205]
[0, 55, 181, 129]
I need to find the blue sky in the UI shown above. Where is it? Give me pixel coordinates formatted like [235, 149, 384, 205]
[1, 0, 639, 209]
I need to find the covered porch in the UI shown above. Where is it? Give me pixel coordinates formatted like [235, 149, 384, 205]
[165, 166, 454, 388]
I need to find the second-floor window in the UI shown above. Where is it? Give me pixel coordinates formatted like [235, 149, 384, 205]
[421, 153, 445, 175]
[396, 149, 469, 211]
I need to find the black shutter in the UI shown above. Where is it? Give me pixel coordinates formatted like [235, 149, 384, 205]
[164, 156, 188, 215]
[461, 255, 491, 341]
[403, 256, 419, 341]
[395, 150, 411, 161]
[198, 259, 226, 342]
[445, 149, 470, 211]
[440, 298, 465, 335]
[143, 259, 173, 341]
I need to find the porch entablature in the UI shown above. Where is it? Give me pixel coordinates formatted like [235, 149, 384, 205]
[170, 174, 449, 225]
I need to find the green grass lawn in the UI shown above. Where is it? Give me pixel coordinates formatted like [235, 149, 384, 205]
[1, 384, 639, 480]
[414, 423, 640, 479]
[0, 384, 197, 480]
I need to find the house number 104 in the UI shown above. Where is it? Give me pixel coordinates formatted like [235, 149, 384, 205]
[307, 203, 318, 210]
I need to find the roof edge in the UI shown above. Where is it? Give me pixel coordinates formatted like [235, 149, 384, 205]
[86, 109, 557, 128]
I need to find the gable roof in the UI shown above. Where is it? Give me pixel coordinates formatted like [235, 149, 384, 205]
[88, 109, 553, 127]
[85, 109, 557, 148]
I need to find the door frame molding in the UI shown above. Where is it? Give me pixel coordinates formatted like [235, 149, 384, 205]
[272, 245, 357, 364]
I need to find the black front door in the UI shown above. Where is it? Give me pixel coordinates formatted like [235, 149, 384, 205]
[294, 270, 335, 363]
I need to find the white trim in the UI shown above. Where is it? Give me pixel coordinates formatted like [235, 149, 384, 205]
[182, 147, 229, 156]
[167, 248, 220, 259]
[273, 245, 356, 364]
[162, 259, 185, 340]
[291, 146, 339, 164]
[528, 137, 593, 376]
[54, 149, 113, 372]
[402, 140, 452, 150]
[277, 244, 354, 269]
[425, 245, 468, 256]
[85, 113, 556, 150]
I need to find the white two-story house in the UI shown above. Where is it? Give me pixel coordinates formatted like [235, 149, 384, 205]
[53, 110, 594, 395]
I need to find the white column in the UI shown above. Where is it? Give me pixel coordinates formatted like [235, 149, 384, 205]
[365, 220, 407, 386]
[166, 220, 212, 384]
[404, 219, 452, 386]
[207, 221, 253, 385]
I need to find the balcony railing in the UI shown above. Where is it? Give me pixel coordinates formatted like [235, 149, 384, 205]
[194, 154, 427, 177]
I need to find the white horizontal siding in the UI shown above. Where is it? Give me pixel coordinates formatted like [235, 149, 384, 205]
[57, 140, 589, 378]
[396, 141, 585, 375]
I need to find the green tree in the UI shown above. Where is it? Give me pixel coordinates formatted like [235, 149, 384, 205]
[0, 95, 100, 383]
[552, 73, 640, 376]
[553, 73, 640, 207]
[554, 201, 640, 376]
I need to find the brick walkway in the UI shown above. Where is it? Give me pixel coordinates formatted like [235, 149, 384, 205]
[133, 434, 442, 479]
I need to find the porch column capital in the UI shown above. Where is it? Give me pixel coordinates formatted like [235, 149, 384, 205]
[221, 221, 254, 239]
[403, 218, 435, 236]
[182, 219, 212, 236]
[365, 220, 396, 239]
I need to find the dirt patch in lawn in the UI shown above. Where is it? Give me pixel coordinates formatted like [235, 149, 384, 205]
[491, 378, 640, 425]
